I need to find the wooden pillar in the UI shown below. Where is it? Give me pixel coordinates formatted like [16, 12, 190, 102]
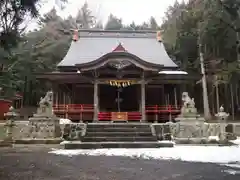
[174, 86, 178, 108]
[162, 85, 165, 106]
[63, 91, 66, 106]
[56, 90, 59, 106]
[141, 74, 146, 122]
[138, 88, 141, 111]
[93, 80, 99, 121]
[72, 84, 76, 104]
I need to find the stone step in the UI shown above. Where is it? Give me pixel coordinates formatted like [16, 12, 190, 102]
[86, 127, 152, 133]
[82, 136, 157, 142]
[85, 132, 153, 137]
[63, 141, 174, 149]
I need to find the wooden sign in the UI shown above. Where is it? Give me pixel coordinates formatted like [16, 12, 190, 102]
[111, 112, 128, 121]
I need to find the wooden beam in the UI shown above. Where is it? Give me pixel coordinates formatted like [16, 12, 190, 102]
[146, 84, 164, 88]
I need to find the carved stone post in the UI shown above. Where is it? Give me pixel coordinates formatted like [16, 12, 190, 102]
[4, 106, 18, 144]
[141, 76, 146, 122]
[93, 80, 99, 122]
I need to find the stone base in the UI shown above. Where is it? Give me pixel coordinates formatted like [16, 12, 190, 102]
[151, 123, 172, 141]
[174, 138, 234, 146]
[31, 114, 57, 118]
[175, 117, 205, 122]
[170, 121, 207, 139]
[63, 141, 174, 149]
[29, 115, 58, 121]
[28, 116, 61, 139]
[14, 138, 62, 144]
[0, 139, 13, 147]
[169, 122, 229, 141]
[60, 123, 174, 149]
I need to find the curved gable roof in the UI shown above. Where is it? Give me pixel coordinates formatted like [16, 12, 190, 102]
[58, 30, 178, 68]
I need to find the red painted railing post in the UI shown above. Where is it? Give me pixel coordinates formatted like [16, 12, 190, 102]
[155, 105, 158, 122]
[80, 104, 83, 121]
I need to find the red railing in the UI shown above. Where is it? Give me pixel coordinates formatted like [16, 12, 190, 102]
[128, 112, 142, 120]
[53, 104, 181, 121]
[98, 112, 111, 120]
[146, 105, 181, 122]
[146, 105, 181, 113]
[53, 104, 181, 113]
[53, 104, 94, 113]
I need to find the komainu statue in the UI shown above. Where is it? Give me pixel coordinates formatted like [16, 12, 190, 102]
[180, 92, 197, 116]
[182, 92, 195, 108]
[36, 91, 54, 117]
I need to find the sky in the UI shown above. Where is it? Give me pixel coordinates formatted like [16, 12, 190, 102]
[40, 0, 188, 26]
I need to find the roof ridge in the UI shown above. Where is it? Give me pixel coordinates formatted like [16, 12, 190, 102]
[72, 29, 158, 34]
[78, 31, 157, 39]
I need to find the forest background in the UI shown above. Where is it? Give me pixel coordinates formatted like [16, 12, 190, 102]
[1, 0, 240, 117]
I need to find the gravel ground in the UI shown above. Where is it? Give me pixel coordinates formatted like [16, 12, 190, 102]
[0, 146, 240, 180]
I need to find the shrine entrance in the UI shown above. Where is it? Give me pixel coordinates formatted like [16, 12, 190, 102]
[99, 84, 139, 112]
[39, 30, 196, 122]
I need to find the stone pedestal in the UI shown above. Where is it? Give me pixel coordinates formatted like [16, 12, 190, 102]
[28, 115, 61, 139]
[175, 116, 205, 123]
[174, 106, 205, 139]
[24, 91, 61, 140]
[172, 92, 208, 142]
[171, 120, 207, 139]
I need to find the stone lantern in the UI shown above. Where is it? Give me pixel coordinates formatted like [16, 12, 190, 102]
[4, 106, 18, 142]
[215, 106, 229, 123]
[215, 105, 229, 142]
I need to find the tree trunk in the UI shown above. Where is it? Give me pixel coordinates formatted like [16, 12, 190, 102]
[230, 83, 235, 120]
[216, 81, 220, 111]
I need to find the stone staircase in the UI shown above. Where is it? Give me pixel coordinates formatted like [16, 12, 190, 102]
[64, 123, 174, 149]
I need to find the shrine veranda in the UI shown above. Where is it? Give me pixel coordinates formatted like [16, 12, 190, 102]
[37, 30, 198, 122]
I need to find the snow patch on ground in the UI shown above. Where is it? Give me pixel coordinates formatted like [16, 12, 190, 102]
[208, 136, 220, 141]
[50, 145, 240, 167]
[59, 118, 72, 124]
[223, 169, 240, 175]
[230, 137, 240, 145]
[223, 164, 240, 169]
[52, 138, 240, 176]
[60, 141, 72, 145]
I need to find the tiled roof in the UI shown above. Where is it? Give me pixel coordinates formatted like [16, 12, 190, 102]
[58, 30, 178, 68]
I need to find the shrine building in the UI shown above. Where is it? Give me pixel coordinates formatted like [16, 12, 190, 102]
[38, 29, 196, 122]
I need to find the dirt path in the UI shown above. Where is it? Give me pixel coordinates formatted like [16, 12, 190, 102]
[0, 146, 239, 180]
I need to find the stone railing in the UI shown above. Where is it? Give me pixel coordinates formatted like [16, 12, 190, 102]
[1, 110, 240, 144]
[5, 122, 240, 142]
[151, 122, 240, 144]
